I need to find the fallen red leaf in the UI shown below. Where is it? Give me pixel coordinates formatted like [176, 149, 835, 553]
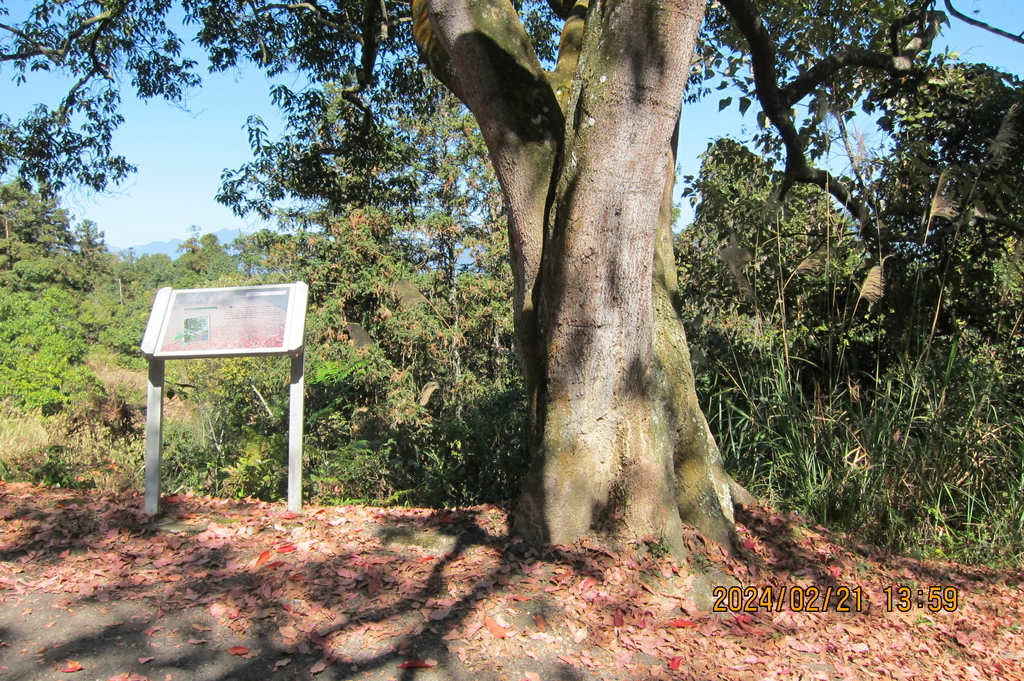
[484, 616, 507, 638]
[737, 621, 769, 636]
[280, 511, 300, 520]
[533, 614, 547, 632]
[614, 610, 625, 627]
[417, 555, 436, 563]
[397, 659, 434, 669]
[669, 657, 683, 670]
[310, 659, 332, 674]
[264, 560, 285, 570]
[137, 657, 154, 664]
[429, 606, 452, 620]
[255, 550, 271, 567]
[665, 619, 698, 627]
[228, 646, 249, 655]
[275, 545, 297, 553]
[56, 660, 84, 673]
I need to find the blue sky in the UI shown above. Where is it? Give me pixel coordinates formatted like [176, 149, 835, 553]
[3, 3, 1023, 249]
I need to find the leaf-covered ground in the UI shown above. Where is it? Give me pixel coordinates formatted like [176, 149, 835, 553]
[1, 481, 1022, 681]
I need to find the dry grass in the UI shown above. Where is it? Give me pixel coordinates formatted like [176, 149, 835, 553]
[0, 401, 53, 464]
[0, 352, 147, 492]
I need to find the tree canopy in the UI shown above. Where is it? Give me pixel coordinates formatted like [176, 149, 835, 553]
[1, 0, 1019, 230]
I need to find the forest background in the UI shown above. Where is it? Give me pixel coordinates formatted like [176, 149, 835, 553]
[1, 1, 1023, 569]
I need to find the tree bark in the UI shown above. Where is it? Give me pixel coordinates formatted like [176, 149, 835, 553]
[425, 0, 750, 558]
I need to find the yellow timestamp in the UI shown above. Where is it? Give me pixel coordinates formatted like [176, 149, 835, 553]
[711, 585, 866, 613]
[883, 585, 960, 612]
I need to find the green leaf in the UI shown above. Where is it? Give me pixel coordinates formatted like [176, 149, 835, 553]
[738, 97, 752, 116]
[719, 97, 733, 112]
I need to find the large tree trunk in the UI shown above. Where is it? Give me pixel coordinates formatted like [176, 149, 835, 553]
[425, 0, 751, 558]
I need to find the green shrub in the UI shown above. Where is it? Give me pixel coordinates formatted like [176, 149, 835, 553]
[0, 289, 102, 414]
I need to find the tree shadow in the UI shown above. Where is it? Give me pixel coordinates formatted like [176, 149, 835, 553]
[732, 503, 1019, 615]
[0, 487, 615, 680]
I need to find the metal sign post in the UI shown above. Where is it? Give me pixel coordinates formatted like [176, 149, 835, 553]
[288, 353, 304, 513]
[140, 282, 308, 516]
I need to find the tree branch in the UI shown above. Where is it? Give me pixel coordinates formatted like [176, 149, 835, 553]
[945, 0, 1024, 47]
[717, 0, 946, 236]
[355, 0, 381, 92]
[1, 9, 118, 125]
[412, 0, 464, 101]
[248, 0, 375, 107]
[251, 2, 343, 31]
[425, 0, 562, 359]
[719, 0, 871, 231]
[782, 10, 942, 106]
[0, 10, 112, 63]
[971, 213, 1024, 238]
[549, 0, 588, 108]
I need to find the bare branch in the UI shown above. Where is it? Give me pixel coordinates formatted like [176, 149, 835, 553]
[833, 110, 881, 222]
[945, 0, 1024, 47]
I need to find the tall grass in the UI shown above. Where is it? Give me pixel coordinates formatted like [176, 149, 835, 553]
[682, 104, 1024, 566]
[704, 336, 1024, 565]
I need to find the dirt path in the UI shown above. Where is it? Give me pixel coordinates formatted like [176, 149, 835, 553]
[1, 482, 1022, 681]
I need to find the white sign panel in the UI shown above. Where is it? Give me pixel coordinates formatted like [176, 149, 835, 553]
[139, 282, 308, 515]
[141, 283, 307, 358]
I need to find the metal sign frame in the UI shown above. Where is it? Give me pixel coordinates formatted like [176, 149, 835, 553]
[140, 282, 309, 515]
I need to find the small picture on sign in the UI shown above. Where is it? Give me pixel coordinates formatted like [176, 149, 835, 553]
[177, 315, 211, 344]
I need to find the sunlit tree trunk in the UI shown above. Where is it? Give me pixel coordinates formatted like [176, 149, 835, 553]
[425, 0, 751, 557]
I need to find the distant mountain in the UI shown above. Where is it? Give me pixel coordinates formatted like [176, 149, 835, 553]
[115, 229, 242, 259]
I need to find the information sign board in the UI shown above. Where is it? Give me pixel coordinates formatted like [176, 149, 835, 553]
[141, 283, 306, 359]
[140, 282, 308, 516]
